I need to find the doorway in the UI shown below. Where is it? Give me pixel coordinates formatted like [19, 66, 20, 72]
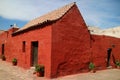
[107, 48, 112, 67]
[31, 41, 38, 66]
[2, 44, 4, 55]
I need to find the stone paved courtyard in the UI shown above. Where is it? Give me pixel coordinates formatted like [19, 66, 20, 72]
[0, 59, 120, 80]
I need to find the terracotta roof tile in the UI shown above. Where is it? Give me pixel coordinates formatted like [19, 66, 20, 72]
[15, 2, 75, 33]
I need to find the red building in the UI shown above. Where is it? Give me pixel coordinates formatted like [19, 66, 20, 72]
[0, 2, 120, 78]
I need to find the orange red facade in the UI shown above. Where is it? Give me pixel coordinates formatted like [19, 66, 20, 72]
[0, 3, 120, 78]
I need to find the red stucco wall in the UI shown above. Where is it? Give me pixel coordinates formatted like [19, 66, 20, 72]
[0, 31, 8, 55]
[0, 26, 52, 78]
[91, 35, 120, 70]
[51, 5, 91, 77]
[0, 28, 18, 56]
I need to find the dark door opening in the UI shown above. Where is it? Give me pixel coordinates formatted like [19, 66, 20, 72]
[2, 44, 4, 55]
[107, 48, 112, 67]
[31, 41, 38, 66]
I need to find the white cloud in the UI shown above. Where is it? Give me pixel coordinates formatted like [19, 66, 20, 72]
[0, 0, 120, 29]
[77, 0, 120, 28]
[0, 0, 70, 21]
[0, 0, 35, 20]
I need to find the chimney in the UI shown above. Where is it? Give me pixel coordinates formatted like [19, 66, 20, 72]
[10, 23, 19, 28]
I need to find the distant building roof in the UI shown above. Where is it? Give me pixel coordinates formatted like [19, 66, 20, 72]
[15, 2, 75, 33]
[0, 30, 5, 34]
[88, 26, 120, 38]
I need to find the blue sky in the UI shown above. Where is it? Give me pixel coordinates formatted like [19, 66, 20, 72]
[0, 0, 120, 30]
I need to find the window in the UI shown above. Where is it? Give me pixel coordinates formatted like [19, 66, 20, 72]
[22, 41, 26, 52]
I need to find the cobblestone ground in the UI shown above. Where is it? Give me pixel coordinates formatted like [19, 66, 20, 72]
[55, 69, 120, 80]
[0, 59, 45, 80]
[0, 59, 120, 80]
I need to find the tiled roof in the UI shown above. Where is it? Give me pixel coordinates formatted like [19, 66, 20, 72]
[15, 2, 75, 33]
